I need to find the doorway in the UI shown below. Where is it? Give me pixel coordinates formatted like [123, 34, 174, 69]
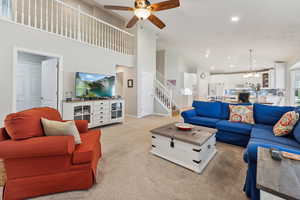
[14, 50, 62, 112]
[290, 70, 300, 106]
[116, 66, 137, 117]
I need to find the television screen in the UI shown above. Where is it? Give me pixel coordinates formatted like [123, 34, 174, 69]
[75, 72, 115, 97]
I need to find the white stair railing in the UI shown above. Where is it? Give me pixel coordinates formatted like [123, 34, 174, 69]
[155, 72, 193, 109]
[0, 0, 134, 55]
[154, 79, 173, 113]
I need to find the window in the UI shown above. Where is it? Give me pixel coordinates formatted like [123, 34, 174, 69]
[291, 70, 300, 106]
[0, 0, 12, 18]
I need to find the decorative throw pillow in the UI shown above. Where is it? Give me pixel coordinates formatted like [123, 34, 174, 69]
[229, 105, 255, 124]
[273, 111, 299, 137]
[41, 118, 81, 144]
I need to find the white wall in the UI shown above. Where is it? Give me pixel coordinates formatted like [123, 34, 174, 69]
[0, 19, 134, 123]
[196, 70, 210, 98]
[135, 25, 157, 117]
[286, 56, 300, 105]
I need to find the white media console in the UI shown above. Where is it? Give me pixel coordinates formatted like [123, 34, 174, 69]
[62, 99, 124, 128]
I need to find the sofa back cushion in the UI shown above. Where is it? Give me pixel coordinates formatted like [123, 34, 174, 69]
[293, 121, 300, 143]
[254, 103, 295, 126]
[4, 107, 62, 140]
[192, 101, 222, 118]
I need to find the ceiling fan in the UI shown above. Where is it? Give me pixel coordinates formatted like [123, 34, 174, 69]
[103, 0, 180, 29]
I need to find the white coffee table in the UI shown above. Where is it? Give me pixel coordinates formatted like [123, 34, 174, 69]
[150, 123, 217, 174]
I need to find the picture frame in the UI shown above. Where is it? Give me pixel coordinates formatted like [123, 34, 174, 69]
[127, 79, 134, 88]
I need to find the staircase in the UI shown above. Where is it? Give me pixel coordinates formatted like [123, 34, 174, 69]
[154, 78, 180, 117]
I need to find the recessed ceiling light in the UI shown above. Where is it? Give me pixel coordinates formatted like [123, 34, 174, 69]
[205, 49, 210, 58]
[231, 16, 240, 22]
[229, 64, 235, 68]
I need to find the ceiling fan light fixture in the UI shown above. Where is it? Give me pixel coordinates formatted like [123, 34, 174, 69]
[134, 8, 151, 20]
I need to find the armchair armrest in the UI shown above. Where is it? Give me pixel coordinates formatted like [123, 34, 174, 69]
[0, 136, 75, 159]
[74, 120, 88, 133]
[181, 109, 197, 119]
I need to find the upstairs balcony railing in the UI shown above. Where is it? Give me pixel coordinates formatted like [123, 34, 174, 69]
[0, 0, 134, 55]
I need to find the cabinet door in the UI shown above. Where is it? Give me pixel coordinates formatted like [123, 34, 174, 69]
[110, 100, 124, 121]
[73, 104, 83, 121]
[82, 103, 92, 125]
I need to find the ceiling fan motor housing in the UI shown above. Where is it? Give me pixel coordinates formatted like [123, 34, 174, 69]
[135, 0, 151, 9]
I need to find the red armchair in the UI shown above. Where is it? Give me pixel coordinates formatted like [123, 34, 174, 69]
[0, 107, 101, 200]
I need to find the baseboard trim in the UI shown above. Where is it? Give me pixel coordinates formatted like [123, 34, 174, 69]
[152, 113, 170, 117]
[125, 114, 138, 118]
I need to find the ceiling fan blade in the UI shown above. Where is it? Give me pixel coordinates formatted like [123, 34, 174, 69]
[148, 14, 166, 29]
[126, 16, 139, 28]
[151, 0, 180, 12]
[103, 5, 133, 11]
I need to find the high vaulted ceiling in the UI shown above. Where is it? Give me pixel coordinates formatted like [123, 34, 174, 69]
[97, 0, 300, 72]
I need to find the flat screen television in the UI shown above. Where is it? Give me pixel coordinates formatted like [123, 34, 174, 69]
[75, 72, 115, 97]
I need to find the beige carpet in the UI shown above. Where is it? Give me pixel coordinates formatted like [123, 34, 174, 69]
[1, 116, 249, 200]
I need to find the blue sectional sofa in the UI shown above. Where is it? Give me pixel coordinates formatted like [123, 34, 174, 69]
[181, 101, 300, 200]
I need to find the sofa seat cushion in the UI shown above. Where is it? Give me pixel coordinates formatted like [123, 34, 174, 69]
[251, 127, 300, 149]
[216, 120, 253, 136]
[254, 103, 295, 126]
[192, 101, 222, 119]
[186, 116, 220, 128]
[253, 124, 273, 131]
[72, 130, 101, 165]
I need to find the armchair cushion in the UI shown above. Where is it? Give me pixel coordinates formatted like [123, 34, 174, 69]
[72, 130, 101, 165]
[42, 118, 81, 144]
[4, 107, 62, 140]
[0, 136, 75, 159]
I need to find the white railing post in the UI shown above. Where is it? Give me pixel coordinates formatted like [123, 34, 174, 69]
[34, 0, 37, 28]
[51, 0, 54, 32]
[40, 0, 43, 29]
[28, 0, 31, 25]
[60, 1, 63, 35]
[56, 0, 58, 33]
[14, 0, 18, 22]
[65, 7, 68, 36]
[21, 0, 24, 24]
[46, 0, 49, 31]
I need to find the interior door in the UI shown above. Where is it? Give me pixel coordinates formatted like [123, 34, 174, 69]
[41, 58, 58, 109]
[16, 63, 42, 111]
